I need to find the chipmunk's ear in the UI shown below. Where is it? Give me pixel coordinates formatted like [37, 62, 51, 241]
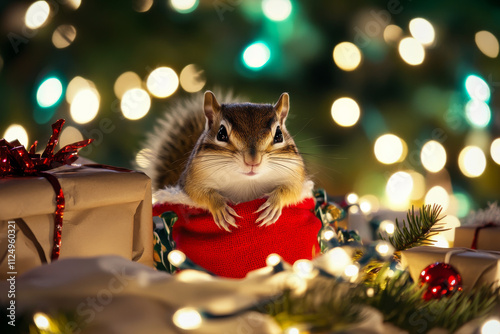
[203, 91, 221, 128]
[273, 92, 289, 124]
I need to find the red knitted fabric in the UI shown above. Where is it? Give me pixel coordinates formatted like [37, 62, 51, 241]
[153, 198, 322, 278]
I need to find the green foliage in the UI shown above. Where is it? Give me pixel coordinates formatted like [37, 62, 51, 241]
[385, 204, 447, 252]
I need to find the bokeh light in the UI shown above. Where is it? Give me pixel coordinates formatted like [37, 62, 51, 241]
[59, 126, 84, 149]
[146, 67, 179, 98]
[346, 192, 358, 204]
[33, 312, 50, 330]
[481, 319, 500, 334]
[458, 146, 486, 178]
[25, 1, 51, 29]
[242, 42, 271, 70]
[409, 171, 426, 200]
[262, 0, 292, 22]
[179, 64, 206, 93]
[380, 220, 395, 235]
[65, 0, 81, 10]
[398, 37, 425, 65]
[169, 0, 199, 14]
[465, 75, 491, 102]
[172, 307, 202, 330]
[438, 215, 461, 242]
[133, 0, 154, 12]
[409, 18, 435, 46]
[52, 24, 77, 49]
[465, 100, 491, 128]
[3, 124, 29, 147]
[491, 138, 500, 165]
[475, 31, 499, 58]
[383, 25, 403, 44]
[386, 171, 413, 205]
[136, 148, 153, 169]
[425, 186, 449, 212]
[121, 88, 151, 120]
[374, 134, 406, 164]
[114, 71, 142, 99]
[331, 97, 360, 127]
[431, 234, 449, 248]
[70, 89, 100, 124]
[359, 194, 380, 214]
[421, 140, 446, 172]
[333, 42, 362, 71]
[36, 77, 63, 108]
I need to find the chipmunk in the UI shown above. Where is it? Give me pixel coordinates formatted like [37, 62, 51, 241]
[142, 91, 310, 232]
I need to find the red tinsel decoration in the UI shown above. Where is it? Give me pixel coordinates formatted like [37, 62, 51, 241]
[0, 119, 93, 261]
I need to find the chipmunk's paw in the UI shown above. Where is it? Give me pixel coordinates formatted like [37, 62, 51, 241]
[255, 197, 283, 227]
[210, 203, 241, 232]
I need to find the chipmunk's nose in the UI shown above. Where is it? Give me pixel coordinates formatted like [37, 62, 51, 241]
[243, 149, 261, 167]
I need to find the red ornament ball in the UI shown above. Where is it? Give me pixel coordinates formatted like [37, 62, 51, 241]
[419, 262, 463, 300]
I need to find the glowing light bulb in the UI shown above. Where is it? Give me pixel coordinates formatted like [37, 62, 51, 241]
[465, 100, 491, 128]
[344, 264, 359, 278]
[491, 138, 500, 165]
[36, 77, 63, 108]
[409, 18, 435, 46]
[172, 307, 202, 330]
[169, 0, 199, 14]
[179, 64, 206, 93]
[386, 171, 413, 205]
[333, 42, 362, 71]
[284, 327, 300, 334]
[25, 1, 50, 29]
[4, 124, 29, 147]
[475, 31, 499, 58]
[425, 186, 449, 212]
[262, 0, 292, 21]
[135, 148, 153, 168]
[33, 312, 50, 330]
[346, 193, 358, 204]
[421, 140, 446, 172]
[168, 250, 186, 266]
[114, 71, 142, 99]
[147, 67, 179, 98]
[70, 89, 100, 124]
[293, 260, 316, 278]
[380, 220, 395, 235]
[481, 319, 500, 334]
[465, 75, 491, 102]
[242, 42, 271, 70]
[375, 242, 391, 256]
[458, 146, 486, 178]
[330, 97, 360, 127]
[266, 253, 281, 266]
[383, 25, 403, 44]
[52, 24, 77, 49]
[374, 134, 406, 164]
[121, 88, 151, 120]
[398, 37, 425, 65]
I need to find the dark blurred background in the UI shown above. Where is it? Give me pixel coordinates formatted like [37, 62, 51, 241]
[1, 0, 499, 220]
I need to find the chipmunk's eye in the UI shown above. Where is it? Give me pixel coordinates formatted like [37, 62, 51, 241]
[217, 125, 229, 142]
[273, 126, 283, 144]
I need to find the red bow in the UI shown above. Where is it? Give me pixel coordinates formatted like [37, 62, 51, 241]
[1, 119, 93, 261]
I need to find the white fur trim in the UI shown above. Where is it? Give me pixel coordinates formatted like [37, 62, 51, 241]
[153, 180, 316, 208]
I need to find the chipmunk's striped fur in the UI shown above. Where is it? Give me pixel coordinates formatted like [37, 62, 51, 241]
[140, 91, 310, 231]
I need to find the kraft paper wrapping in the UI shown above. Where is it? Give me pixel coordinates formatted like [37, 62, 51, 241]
[0, 166, 153, 278]
[454, 225, 500, 251]
[401, 246, 500, 292]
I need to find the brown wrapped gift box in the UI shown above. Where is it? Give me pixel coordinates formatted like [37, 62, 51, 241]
[401, 246, 500, 292]
[454, 225, 500, 251]
[0, 166, 153, 278]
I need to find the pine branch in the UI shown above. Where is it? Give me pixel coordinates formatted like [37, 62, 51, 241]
[385, 204, 447, 252]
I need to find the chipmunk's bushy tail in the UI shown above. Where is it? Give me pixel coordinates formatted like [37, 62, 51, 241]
[139, 91, 240, 190]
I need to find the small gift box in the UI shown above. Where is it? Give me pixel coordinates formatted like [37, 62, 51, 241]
[0, 120, 153, 278]
[454, 203, 500, 251]
[401, 246, 500, 292]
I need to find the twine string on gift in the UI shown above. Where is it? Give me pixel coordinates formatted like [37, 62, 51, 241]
[0, 119, 93, 262]
[471, 222, 496, 250]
